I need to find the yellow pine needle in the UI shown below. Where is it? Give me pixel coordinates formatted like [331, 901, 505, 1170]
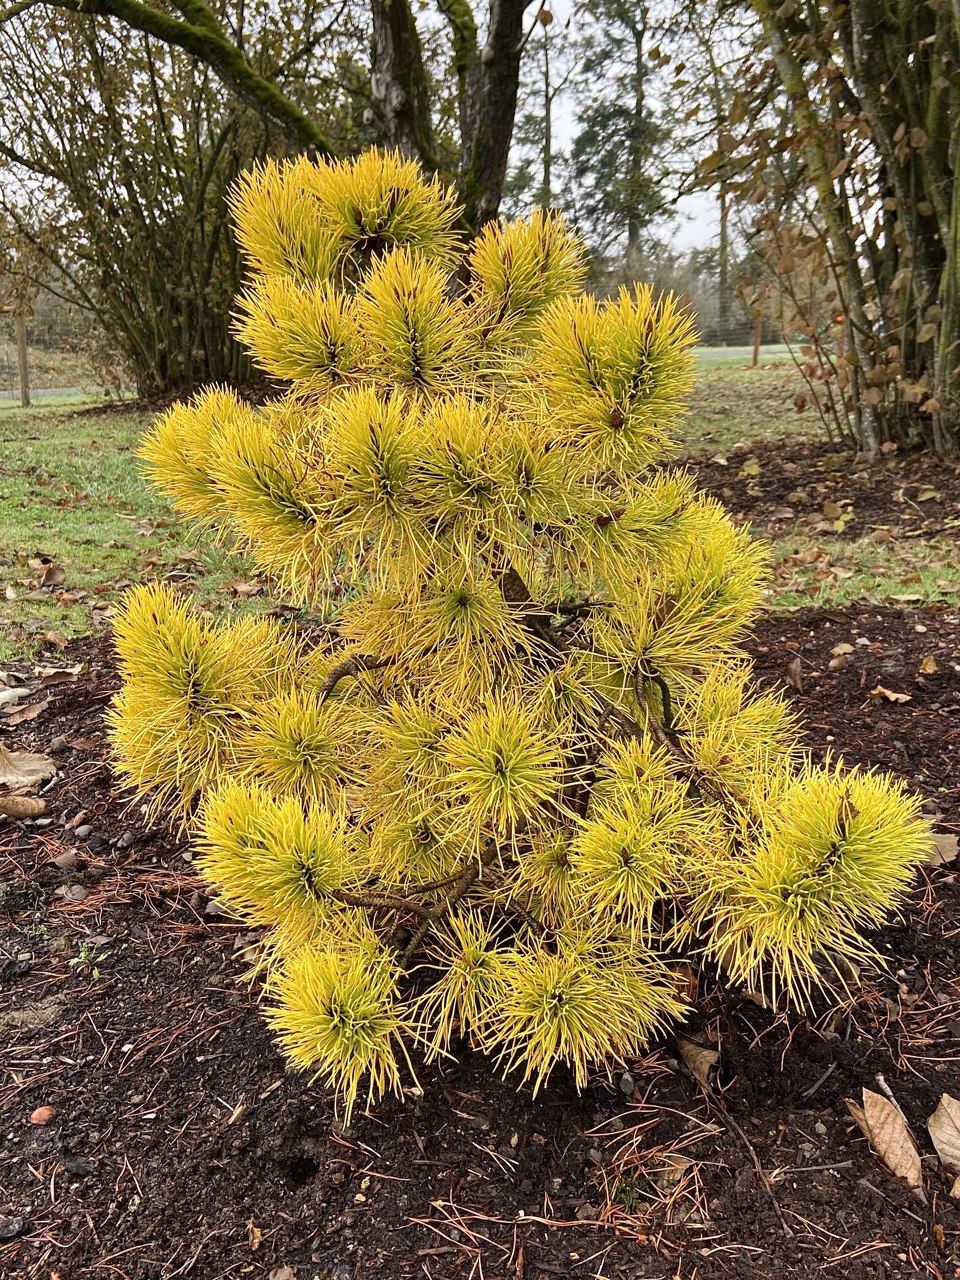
[441, 700, 564, 837]
[299, 148, 461, 278]
[265, 942, 409, 1124]
[572, 793, 687, 933]
[506, 833, 578, 928]
[467, 209, 586, 339]
[229, 155, 340, 282]
[234, 276, 365, 387]
[356, 249, 473, 389]
[529, 285, 697, 473]
[489, 937, 686, 1092]
[323, 385, 426, 575]
[109, 586, 286, 813]
[197, 780, 352, 930]
[413, 910, 510, 1060]
[139, 386, 255, 532]
[208, 409, 336, 600]
[239, 688, 365, 808]
[705, 764, 931, 1002]
[110, 149, 933, 1115]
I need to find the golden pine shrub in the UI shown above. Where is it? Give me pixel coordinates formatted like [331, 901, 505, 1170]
[110, 150, 931, 1121]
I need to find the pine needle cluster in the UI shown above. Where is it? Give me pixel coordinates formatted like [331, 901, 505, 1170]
[110, 150, 931, 1121]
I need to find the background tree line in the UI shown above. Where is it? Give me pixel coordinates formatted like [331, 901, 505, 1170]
[0, 0, 955, 456]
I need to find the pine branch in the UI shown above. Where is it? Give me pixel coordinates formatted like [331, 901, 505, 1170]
[317, 653, 395, 703]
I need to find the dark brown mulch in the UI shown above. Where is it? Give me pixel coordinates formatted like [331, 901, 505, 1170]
[0, 607, 958, 1280]
[679, 436, 960, 548]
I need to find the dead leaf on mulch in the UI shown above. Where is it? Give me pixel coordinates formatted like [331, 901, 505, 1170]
[867, 685, 912, 705]
[927, 1095, 960, 1174]
[34, 664, 84, 689]
[918, 654, 939, 675]
[846, 1087, 926, 1201]
[0, 744, 56, 790]
[2, 697, 51, 725]
[928, 833, 959, 867]
[677, 1035, 720, 1092]
[784, 655, 803, 693]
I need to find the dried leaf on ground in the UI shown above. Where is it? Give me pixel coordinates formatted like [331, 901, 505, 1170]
[3, 698, 51, 725]
[867, 685, 912, 705]
[784, 655, 803, 693]
[927, 1095, 960, 1172]
[0, 744, 56, 790]
[0, 688, 31, 708]
[0, 795, 46, 818]
[35, 665, 83, 689]
[928, 833, 959, 867]
[846, 1088, 925, 1200]
[918, 655, 939, 675]
[677, 1035, 719, 1091]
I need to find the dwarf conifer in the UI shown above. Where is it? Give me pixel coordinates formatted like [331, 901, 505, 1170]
[110, 151, 930, 1120]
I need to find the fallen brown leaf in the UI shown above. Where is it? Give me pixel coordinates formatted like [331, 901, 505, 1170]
[677, 1035, 719, 1092]
[918, 654, 939, 675]
[0, 687, 31, 708]
[0, 745, 56, 790]
[784, 655, 803, 693]
[927, 1095, 960, 1172]
[847, 1088, 925, 1200]
[35, 665, 83, 689]
[867, 685, 912, 705]
[928, 833, 959, 867]
[3, 698, 51, 725]
[0, 796, 46, 819]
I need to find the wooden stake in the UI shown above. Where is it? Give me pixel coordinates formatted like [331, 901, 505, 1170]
[14, 310, 30, 407]
[752, 311, 762, 368]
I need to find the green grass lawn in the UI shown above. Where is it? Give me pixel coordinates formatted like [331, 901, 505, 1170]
[0, 402, 253, 661]
[0, 363, 950, 662]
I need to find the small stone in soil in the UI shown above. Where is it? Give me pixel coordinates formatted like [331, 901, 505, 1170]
[52, 850, 78, 870]
[74, 825, 93, 839]
[29, 1105, 56, 1125]
[619, 1072, 635, 1095]
[0, 1217, 26, 1241]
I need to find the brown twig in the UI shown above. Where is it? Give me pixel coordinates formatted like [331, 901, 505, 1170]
[401, 836, 505, 965]
[317, 653, 394, 702]
[714, 1104, 794, 1239]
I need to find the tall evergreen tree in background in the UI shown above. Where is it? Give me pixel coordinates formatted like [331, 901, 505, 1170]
[567, 0, 670, 277]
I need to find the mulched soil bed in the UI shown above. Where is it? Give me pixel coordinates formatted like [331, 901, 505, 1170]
[681, 436, 960, 548]
[1, 605, 959, 1280]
